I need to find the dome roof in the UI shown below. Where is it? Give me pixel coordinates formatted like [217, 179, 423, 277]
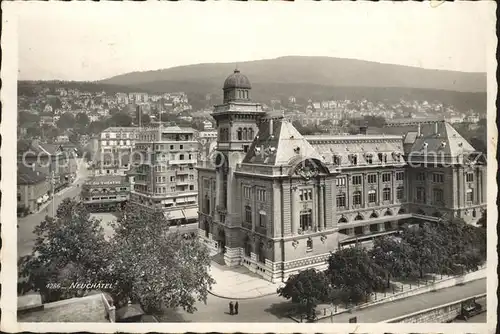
[223, 69, 252, 90]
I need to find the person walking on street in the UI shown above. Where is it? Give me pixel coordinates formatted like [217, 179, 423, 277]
[229, 301, 234, 315]
[234, 301, 239, 315]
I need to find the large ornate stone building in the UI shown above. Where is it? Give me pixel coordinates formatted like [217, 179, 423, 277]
[197, 70, 487, 282]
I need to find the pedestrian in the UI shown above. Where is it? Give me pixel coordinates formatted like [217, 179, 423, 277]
[229, 301, 234, 315]
[234, 301, 239, 315]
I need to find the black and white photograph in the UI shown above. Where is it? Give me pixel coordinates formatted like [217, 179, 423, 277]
[1, 1, 497, 333]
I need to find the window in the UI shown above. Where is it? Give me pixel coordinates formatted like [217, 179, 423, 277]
[203, 195, 210, 214]
[466, 172, 474, 182]
[336, 193, 346, 208]
[336, 177, 346, 187]
[170, 176, 175, 182]
[333, 155, 341, 165]
[366, 154, 373, 164]
[382, 173, 391, 183]
[179, 154, 185, 161]
[396, 171, 404, 181]
[396, 186, 404, 200]
[257, 189, 266, 202]
[237, 128, 243, 140]
[349, 154, 358, 165]
[378, 153, 388, 163]
[189, 185, 194, 190]
[306, 239, 313, 251]
[433, 188, 444, 205]
[245, 205, 252, 224]
[243, 186, 251, 199]
[259, 211, 266, 227]
[248, 128, 254, 140]
[367, 174, 377, 184]
[416, 172, 426, 181]
[352, 175, 362, 185]
[300, 188, 313, 201]
[433, 173, 444, 183]
[383, 187, 391, 201]
[243, 128, 248, 141]
[170, 145, 174, 150]
[368, 189, 376, 203]
[466, 188, 473, 202]
[300, 209, 313, 231]
[180, 144, 183, 150]
[353, 191, 362, 205]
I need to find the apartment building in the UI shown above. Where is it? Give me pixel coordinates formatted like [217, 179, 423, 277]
[129, 125, 199, 226]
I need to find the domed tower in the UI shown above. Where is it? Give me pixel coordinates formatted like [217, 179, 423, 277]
[210, 69, 265, 266]
[222, 69, 252, 103]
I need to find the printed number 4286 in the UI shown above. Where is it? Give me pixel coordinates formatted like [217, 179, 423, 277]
[46, 282, 62, 289]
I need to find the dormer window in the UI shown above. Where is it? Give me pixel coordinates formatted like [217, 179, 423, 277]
[332, 154, 341, 165]
[422, 142, 429, 149]
[440, 141, 447, 149]
[349, 154, 358, 165]
[365, 153, 373, 164]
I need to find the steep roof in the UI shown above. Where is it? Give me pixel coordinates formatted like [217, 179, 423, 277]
[18, 164, 47, 185]
[409, 121, 476, 157]
[242, 114, 324, 166]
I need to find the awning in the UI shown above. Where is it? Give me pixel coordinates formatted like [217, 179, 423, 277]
[182, 208, 199, 220]
[164, 210, 184, 220]
[161, 198, 174, 204]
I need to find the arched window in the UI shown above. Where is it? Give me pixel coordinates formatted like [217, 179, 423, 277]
[243, 128, 248, 141]
[353, 191, 362, 205]
[383, 187, 391, 201]
[368, 189, 376, 203]
[306, 238, 313, 251]
[354, 214, 364, 221]
[248, 128, 254, 140]
[338, 217, 348, 224]
[204, 195, 210, 214]
[370, 212, 378, 219]
[300, 209, 313, 231]
[237, 128, 243, 140]
[384, 210, 393, 216]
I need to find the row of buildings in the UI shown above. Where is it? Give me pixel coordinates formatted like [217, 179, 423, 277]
[17, 140, 78, 214]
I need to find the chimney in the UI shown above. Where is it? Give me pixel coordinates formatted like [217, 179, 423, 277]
[359, 126, 367, 135]
[417, 123, 421, 137]
[269, 118, 273, 136]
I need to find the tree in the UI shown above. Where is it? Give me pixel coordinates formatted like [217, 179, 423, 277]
[101, 204, 215, 313]
[399, 222, 447, 278]
[370, 236, 419, 285]
[89, 120, 108, 135]
[76, 112, 90, 128]
[18, 199, 110, 303]
[141, 113, 151, 126]
[477, 211, 486, 228]
[327, 247, 386, 304]
[57, 112, 76, 129]
[277, 269, 332, 321]
[108, 112, 133, 127]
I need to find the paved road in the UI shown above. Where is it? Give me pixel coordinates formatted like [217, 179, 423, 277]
[317, 278, 486, 323]
[158, 291, 295, 322]
[17, 159, 89, 259]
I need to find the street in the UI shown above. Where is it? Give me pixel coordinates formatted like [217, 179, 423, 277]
[17, 159, 89, 259]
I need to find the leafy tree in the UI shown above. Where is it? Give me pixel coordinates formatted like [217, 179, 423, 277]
[141, 113, 151, 125]
[277, 269, 332, 321]
[370, 236, 419, 285]
[399, 222, 447, 278]
[108, 112, 133, 127]
[89, 120, 108, 135]
[76, 112, 90, 128]
[327, 247, 386, 304]
[26, 126, 42, 138]
[18, 199, 110, 303]
[56, 112, 76, 129]
[477, 211, 486, 228]
[101, 204, 215, 313]
[19, 111, 40, 127]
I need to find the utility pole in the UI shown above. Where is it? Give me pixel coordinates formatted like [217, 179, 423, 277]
[51, 170, 56, 217]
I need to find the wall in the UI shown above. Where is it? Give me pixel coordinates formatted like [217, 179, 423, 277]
[385, 294, 486, 323]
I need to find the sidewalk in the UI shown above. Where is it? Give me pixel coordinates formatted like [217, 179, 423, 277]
[208, 261, 283, 299]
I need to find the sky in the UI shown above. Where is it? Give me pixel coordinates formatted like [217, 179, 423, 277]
[9, 1, 495, 81]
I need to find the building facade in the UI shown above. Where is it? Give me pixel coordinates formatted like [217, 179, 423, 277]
[129, 125, 199, 225]
[17, 164, 51, 213]
[81, 175, 130, 212]
[94, 127, 140, 176]
[197, 70, 487, 283]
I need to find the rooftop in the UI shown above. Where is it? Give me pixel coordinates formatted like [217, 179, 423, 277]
[18, 164, 47, 185]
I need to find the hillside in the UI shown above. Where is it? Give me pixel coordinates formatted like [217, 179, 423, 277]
[101, 56, 486, 93]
